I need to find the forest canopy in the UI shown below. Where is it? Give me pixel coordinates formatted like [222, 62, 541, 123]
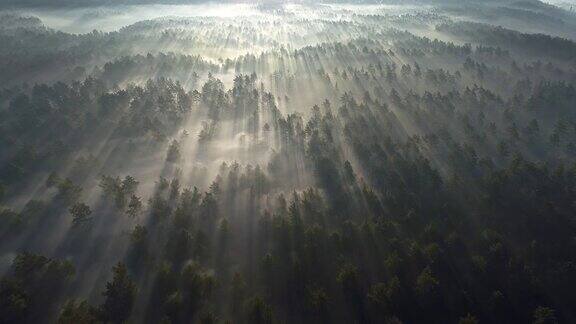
[0, 1, 576, 323]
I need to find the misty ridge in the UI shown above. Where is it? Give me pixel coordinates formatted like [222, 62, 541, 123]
[0, 0, 535, 7]
[1, 0, 576, 324]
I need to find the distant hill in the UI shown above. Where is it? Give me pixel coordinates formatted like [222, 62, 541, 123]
[0, 0, 528, 9]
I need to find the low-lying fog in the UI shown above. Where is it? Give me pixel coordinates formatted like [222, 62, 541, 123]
[7, 4, 265, 33]
[4, 3, 434, 34]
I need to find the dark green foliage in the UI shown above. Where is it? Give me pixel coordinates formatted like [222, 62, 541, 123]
[100, 263, 137, 324]
[126, 195, 143, 218]
[1, 4, 576, 324]
[166, 140, 181, 163]
[0, 253, 74, 323]
[0, 278, 29, 323]
[56, 179, 82, 205]
[69, 202, 92, 227]
[533, 306, 558, 324]
[58, 300, 101, 324]
[245, 296, 273, 324]
[99, 175, 139, 209]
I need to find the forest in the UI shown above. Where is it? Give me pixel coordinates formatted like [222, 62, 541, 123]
[0, 0, 575, 323]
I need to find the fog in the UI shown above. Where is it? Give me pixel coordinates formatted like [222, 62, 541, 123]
[6, 3, 435, 34]
[543, 0, 576, 9]
[13, 4, 264, 33]
[1, 1, 576, 323]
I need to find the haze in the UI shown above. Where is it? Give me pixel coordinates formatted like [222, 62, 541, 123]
[1, 1, 576, 323]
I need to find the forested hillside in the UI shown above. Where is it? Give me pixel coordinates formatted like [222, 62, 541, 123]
[0, 1, 575, 323]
